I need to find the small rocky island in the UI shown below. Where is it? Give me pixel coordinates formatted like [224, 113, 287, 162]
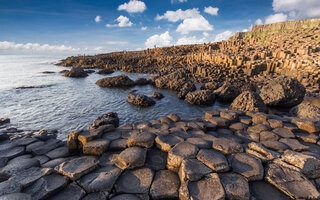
[1, 18, 320, 199]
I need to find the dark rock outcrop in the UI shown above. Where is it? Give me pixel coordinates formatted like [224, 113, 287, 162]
[151, 92, 164, 99]
[135, 78, 150, 86]
[97, 69, 114, 75]
[64, 67, 88, 78]
[178, 82, 196, 99]
[290, 102, 320, 120]
[214, 82, 240, 102]
[127, 93, 156, 107]
[90, 112, 119, 129]
[96, 74, 135, 88]
[230, 91, 267, 112]
[185, 90, 216, 106]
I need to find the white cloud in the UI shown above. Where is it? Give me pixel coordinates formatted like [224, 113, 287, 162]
[204, 6, 219, 16]
[105, 41, 128, 45]
[214, 30, 233, 42]
[203, 32, 209, 37]
[141, 26, 147, 30]
[118, 0, 146, 13]
[272, 0, 320, 19]
[145, 31, 172, 48]
[171, 0, 187, 3]
[176, 36, 206, 45]
[94, 16, 101, 23]
[265, 13, 288, 24]
[255, 18, 263, 25]
[176, 16, 213, 34]
[0, 41, 80, 52]
[156, 8, 201, 22]
[106, 15, 133, 27]
[93, 46, 103, 51]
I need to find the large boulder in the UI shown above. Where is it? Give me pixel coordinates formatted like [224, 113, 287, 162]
[185, 90, 216, 106]
[290, 102, 320, 120]
[90, 112, 119, 129]
[96, 74, 135, 88]
[127, 93, 155, 107]
[178, 82, 196, 99]
[152, 71, 189, 91]
[97, 68, 114, 75]
[200, 81, 221, 91]
[64, 67, 88, 78]
[230, 91, 267, 112]
[214, 82, 240, 102]
[259, 76, 305, 107]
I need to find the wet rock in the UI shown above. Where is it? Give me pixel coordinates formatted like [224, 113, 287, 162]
[83, 139, 109, 156]
[46, 147, 69, 159]
[23, 174, 68, 200]
[212, 137, 243, 154]
[135, 77, 150, 85]
[47, 182, 86, 200]
[33, 130, 57, 141]
[0, 193, 32, 200]
[179, 173, 225, 200]
[97, 68, 114, 74]
[96, 74, 135, 88]
[265, 163, 320, 199]
[0, 158, 40, 176]
[115, 147, 146, 170]
[219, 173, 250, 200]
[185, 90, 216, 105]
[151, 92, 164, 99]
[290, 102, 320, 120]
[279, 138, 309, 151]
[0, 146, 25, 160]
[0, 180, 22, 196]
[167, 114, 181, 122]
[64, 66, 88, 77]
[179, 159, 212, 182]
[91, 112, 119, 128]
[145, 149, 167, 170]
[110, 194, 140, 200]
[196, 149, 229, 172]
[229, 153, 264, 181]
[127, 130, 155, 148]
[155, 134, 184, 152]
[150, 170, 180, 200]
[55, 156, 99, 180]
[115, 167, 154, 194]
[167, 142, 199, 172]
[77, 165, 122, 192]
[127, 93, 156, 107]
[178, 82, 196, 99]
[0, 118, 10, 126]
[260, 76, 305, 107]
[230, 91, 267, 112]
[9, 167, 52, 187]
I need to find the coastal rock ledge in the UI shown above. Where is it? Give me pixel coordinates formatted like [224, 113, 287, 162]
[1, 109, 320, 199]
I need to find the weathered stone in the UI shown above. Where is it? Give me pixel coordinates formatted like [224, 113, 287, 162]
[116, 147, 146, 170]
[296, 132, 319, 143]
[102, 130, 121, 141]
[77, 165, 122, 192]
[247, 124, 271, 134]
[247, 142, 280, 162]
[185, 90, 216, 105]
[290, 102, 320, 120]
[99, 152, 119, 167]
[212, 137, 243, 154]
[31, 139, 62, 155]
[167, 142, 199, 172]
[239, 116, 252, 125]
[96, 74, 135, 88]
[214, 82, 240, 102]
[167, 114, 181, 122]
[279, 138, 309, 151]
[55, 156, 99, 180]
[145, 149, 167, 170]
[155, 134, 184, 152]
[78, 127, 108, 147]
[259, 131, 279, 141]
[266, 163, 320, 199]
[110, 194, 140, 200]
[252, 113, 269, 125]
[219, 173, 250, 200]
[46, 147, 69, 159]
[0, 180, 22, 196]
[91, 112, 119, 128]
[0, 158, 40, 176]
[249, 181, 290, 200]
[115, 167, 154, 194]
[230, 91, 267, 113]
[67, 130, 81, 155]
[179, 173, 225, 200]
[261, 140, 290, 152]
[272, 128, 295, 138]
[47, 182, 86, 200]
[179, 159, 212, 182]
[13, 137, 38, 146]
[109, 139, 127, 151]
[82, 192, 106, 200]
[220, 111, 238, 122]
[196, 149, 229, 172]
[64, 66, 88, 77]
[9, 167, 52, 187]
[151, 92, 164, 99]
[229, 122, 248, 131]
[83, 139, 109, 156]
[291, 118, 320, 133]
[41, 158, 70, 168]
[127, 130, 155, 148]
[229, 153, 264, 181]
[0, 157, 8, 168]
[150, 170, 180, 200]
[23, 174, 68, 200]
[127, 93, 156, 107]
[206, 117, 230, 128]
[97, 68, 114, 74]
[0, 146, 24, 160]
[0, 193, 31, 200]
[186, 137, 211, 149]
[268, 119, 284, 128]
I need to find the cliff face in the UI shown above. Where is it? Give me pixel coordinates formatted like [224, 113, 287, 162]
[230, 18, 320, 40]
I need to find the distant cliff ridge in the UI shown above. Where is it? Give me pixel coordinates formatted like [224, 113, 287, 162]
[230, 17, 320, 40]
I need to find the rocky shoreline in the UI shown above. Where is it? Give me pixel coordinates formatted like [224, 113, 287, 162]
[0, 108, 320, 199]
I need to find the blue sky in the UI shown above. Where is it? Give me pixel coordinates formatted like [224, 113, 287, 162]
[0, 0, 319, 54]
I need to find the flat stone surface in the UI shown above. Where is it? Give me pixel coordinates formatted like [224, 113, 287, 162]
[219, 173, 250, 200]
[249, 181, 290, 200]
[167, 141, 199, 172]
[261, 140, 290, 152]
[78, 165, 122, 192]
[266, 163, 320, 199]
[268, 119, 284, 129]
[291, 118, 320, 133]
[247, 124, 271, 134]
[196, 149, 229, 172]
[13, 137, 38, 146]
[155, 135, 184, 152]
[207, 117, 230, 128]
[8, 154, 32, 165]
[296, 132, 319, 144]
[102, 130, 121, 141]
[41, 157, 70, 168]
[272, 128, 295, 138]
[247, 142, 280, 162]
[0, 157, 8, 168]
[33, 156, 50, 165]
[82, 192, 106, 200]
[150, 170, 180, 200]
[55, 156, 99, 180]
[0, 158, 40, 176]
[9, 167, 52, 187]
[47, 182, 86, 200]
[0, 180, 22, 196]
[229, 153, 264, 181]
[0, 193, 32, 200]
[259, 131, 280, 141]
[179, 173, 225, 200]
[83, 139, 109, 156]
[279, 138, 309, 151]
[115, 147, 146, 170]
[212, 137, 243, 154]
[115, 167, 154, 194]
[23, 174, 68, 200]
[0, 141, 17, 152]
[31, 139, 62, 155]
[110, 194, 140, 200]
[99, 152, 119, 167]
[45, 147, 69, 159]
[127, 130, 155, 148]
[229, 122, 248, 131]
[179, 159, 212, 182]
[145, 149, 167, 170]
[186, 137, 212, 149]
[0, 146, 25, 160]
[109, 139, 127, 151]
[26, 141, 45, 153]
